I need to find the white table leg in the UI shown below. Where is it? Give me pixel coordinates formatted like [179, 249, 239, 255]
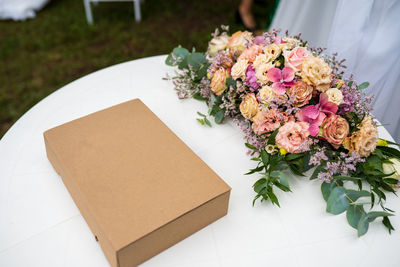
[84, 0, 94, 25]
[133, 0, 141, 22]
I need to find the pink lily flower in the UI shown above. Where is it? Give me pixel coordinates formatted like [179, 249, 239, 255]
[296, 93, 338, 136]
[267, 67, 296, 95]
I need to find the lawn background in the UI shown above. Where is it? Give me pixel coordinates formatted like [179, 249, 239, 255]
[0, 0, 276, 137]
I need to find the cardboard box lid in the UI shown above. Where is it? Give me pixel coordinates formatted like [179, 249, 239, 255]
[44, 99, 230, 251]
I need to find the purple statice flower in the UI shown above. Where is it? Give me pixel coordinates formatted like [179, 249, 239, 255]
[245, 64, 260, 90]
[208, 51, 233, 76]
[337, 77, 373, 116]
[200, 77, 211, 100]
[253, 36, 266, 45]
[318, 172, 332, 183]
[309, 148, 328, 166]
[233, 116, 266, 153]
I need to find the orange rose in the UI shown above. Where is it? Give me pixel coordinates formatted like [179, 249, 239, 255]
[210, 68, 228, 96]
[288, 81, 313, 107]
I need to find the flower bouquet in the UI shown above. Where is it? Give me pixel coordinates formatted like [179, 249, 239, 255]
[165, 26, 400, 236]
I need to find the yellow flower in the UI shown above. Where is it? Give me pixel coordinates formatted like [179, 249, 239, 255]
[280, 148, 287, 156]
[301, 56, 332, 92]
[377, 139, 388, 147]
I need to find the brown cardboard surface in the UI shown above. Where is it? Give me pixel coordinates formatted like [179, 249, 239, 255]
[44, 99, 231, 267]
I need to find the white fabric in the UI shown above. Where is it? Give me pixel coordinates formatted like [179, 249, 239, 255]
[0, 0, 49, 20]
[269, 0, 338, 47]
[0, 56, 399, 267]
[271, 0, 400, 142]
[327, 0, 400, 142]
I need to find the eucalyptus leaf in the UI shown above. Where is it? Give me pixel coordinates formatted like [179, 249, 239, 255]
[214, 109, 224, 124]
[346, 190, 371, 202]
[327, 187, 349, 215]
[321, 181, 337, 201]
[357, 81, 370, 90]
[310, 165, 323, 180]
[358, 211, 394, 237]
[346, 205, 365, 229]
[279, 173, 290, 189]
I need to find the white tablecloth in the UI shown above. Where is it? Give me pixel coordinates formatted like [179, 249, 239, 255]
[1, 55, 399, 267]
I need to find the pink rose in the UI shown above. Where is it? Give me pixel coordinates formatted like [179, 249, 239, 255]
[238, 45, 263, 63]
[284, 47, 308, 72]
[321, 114, 350, 149]
[252, 109, 293, 135]
[275, 121, 310, 153]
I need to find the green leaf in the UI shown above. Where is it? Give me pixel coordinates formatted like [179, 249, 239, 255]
[288, 164, 305, 176]
[267, 190, 280, 207]
[346, 190, 371, 202]
[285, 153, 304, 161]
[260, 150, 270, 168]
[214, 109, 224, 124]
[187, 52, 206, 71]
[178, 54, 189, 69]
[327, 187, 349, 215]
[279, 173, 290, 189]
[357, 81, 370, 90]
[384, 178, 399, 185]
[204, 117, 212, 127]
[193, 93, 207, 101]
[245, 143, 257, 150]
[377, 146, 400, 159]
[358, 211, 394, 237]
[267, 128, 279, 145]
[196, 118, 205, 125]
[357, 213, 369, 237]
[347, 81, 353, 87]
[310, 165, 324, 180]
[346, 205, 365, 229]
[253, 178, 267, 193]
[166, 46, 190, 66]
[383, 216, 395, 234]
[321, 181, 337, 201]
[197, 112, 206, 117]
[244, 165, 264, 175]
[333, 175, 363, 182]
[195, 63, 210, 80]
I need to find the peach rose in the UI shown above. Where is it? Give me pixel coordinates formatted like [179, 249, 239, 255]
[284, 47, 309, 72]
[227, 31, 252, 57]
[238, 45, 263, 62]
[321, 114, 349, 149]
[301, 56, 332, 92]
[240, 93, 259, 120]
[210, 68, 228, 96]
[275, 121, 311, 153]
[288, 81, 313, 107]
[343, 116, 378, 157]
[252, 109, 293, 135]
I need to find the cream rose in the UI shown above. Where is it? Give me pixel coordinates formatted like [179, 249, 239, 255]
[253, 53, 268, 69]
[239, 93, 259, 120]
[207, 35, 229, 57]
[263, 44, 282, 62]
[255, 62, 274, 85]
[227, 31, 252, 57]
[301, 56, 332, 92]
[231, 59, 249, 80]
[343, 116, 378, 157]
[257, 85, 275, 104]
[281, 37, 301, 50]
[325, 88, 344, 105]
[210, 68, 228, 96]
[287, 81, 313, 107]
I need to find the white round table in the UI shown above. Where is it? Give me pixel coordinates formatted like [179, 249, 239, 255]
[1, 55, 399, 267]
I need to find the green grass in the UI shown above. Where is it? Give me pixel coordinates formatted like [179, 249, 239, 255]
[0, 0, 275, 137]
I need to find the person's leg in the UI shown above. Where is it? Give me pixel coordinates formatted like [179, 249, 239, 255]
[238, 0, 257, 30]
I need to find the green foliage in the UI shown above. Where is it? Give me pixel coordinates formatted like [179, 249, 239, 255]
[165, 46, 189, 66]
[357, 82, 370, 90]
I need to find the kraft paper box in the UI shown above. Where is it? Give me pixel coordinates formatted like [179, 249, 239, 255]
[43, 99, 231, 267]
